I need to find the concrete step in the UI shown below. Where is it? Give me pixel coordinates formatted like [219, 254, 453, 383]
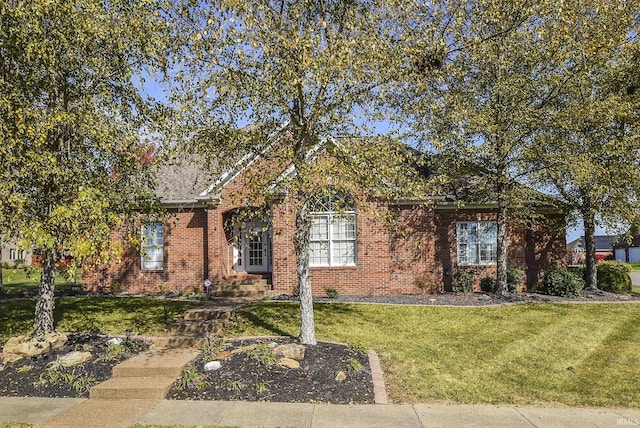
[112, 348, 200, 378]
[210, 290, 266, 299]
[171, 319, 226, 335]
[183, 307, 233, 321]
[213, 283, 267, 292]
[90, 376, 176, 400]
[153, 334, 206, 349]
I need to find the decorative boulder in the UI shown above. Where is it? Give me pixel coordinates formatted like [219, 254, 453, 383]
[50, 351, 93, 368]
[271, 344, 306, 361]
[2, 332, 68, 362]
[204, 361, 221, 371]
[278, 357, 300, 369]
[335, 371, 347, 382]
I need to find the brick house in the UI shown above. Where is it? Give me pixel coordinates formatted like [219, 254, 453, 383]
[83, 139, 566, 295]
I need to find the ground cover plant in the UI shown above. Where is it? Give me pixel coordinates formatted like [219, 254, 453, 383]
[225, 302, 640, 407]
[0, 297, 200, 344]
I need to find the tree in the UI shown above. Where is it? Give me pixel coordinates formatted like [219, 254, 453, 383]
[0, 0, 169, 335]
[532, 0, 640, 290]
[398, 0, 567, 294]
[168, 0, 426, 344]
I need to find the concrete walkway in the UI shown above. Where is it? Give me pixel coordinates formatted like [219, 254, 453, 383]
[630, 271, 640, 286]
[1, 397, 640, 427]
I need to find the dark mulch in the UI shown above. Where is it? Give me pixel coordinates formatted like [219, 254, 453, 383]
[168, 337, 374, 404]
[0, 333, 148, 398]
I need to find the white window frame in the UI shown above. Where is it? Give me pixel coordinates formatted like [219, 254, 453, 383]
[9, 249, 16, 260]
[141, 222, 164, 271]
[457, 221, 497, 266]
[310, 212, 357, 267]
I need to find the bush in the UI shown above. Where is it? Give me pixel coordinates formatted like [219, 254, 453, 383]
[324, 287, 339, 299]
[597, 261, 632, 294]
[507, 268, 524, 293]
[480, 277, 496, 293]
[542, 268, 584, 297]
[452, 270, 474, 293]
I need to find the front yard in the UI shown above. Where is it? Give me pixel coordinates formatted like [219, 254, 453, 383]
[226, 302, 640, 407]
[1, 296, 639, 408]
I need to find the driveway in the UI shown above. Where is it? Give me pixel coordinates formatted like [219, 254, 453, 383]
[630, 271, 640, 286]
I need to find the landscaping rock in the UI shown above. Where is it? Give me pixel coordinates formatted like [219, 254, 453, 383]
[278, 357, 300, 369]
[215, 351, 233, 360]
[271, 343, 306, 361]
[106, 337, 123, 345]
[2, 332, 68, 362]
[204, 361, 221, 371]
[51, 351, 93, 368]
[335, 371, 347, 382]
[231, 344, 257, 354]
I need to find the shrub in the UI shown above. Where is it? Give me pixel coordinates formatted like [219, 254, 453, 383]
[452, 270, 474, 293]
[414, 274, 439, 294]
[542, 268, 584, 297]
[507, 268, 524, 293]
[480, 277, 496, 293]
[597, 261, 632, 294]
[325, 287, 339, 299]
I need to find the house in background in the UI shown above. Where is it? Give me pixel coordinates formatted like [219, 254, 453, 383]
[83, 138, 567, 296]
[1, 237, 32, 267]
[613, 231, 640, 263]
[566, 235, 618, 265]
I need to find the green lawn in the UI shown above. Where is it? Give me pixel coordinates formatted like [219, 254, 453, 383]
[2, 267, 81, 298]
[0, 297, 200, 343]
[225, 302, 640, 407]
[629, 262, 640, 271]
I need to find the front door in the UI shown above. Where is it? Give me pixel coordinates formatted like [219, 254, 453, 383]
[234, 222, 272, 273]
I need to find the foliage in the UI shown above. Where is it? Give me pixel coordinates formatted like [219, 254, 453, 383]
[35, 367, 97, 394]
[414, 273, 440, 294]
[542, 268, 585, 298]
[348, 358, 362, 373]
[324, 288, 339, 299]
[201, 339, 228, 361]
[597, 261, 633, 295]
[166, 0, 431, 345]
[177, 366, 209, 391]
[226, 301, 640, 407]
[452, 270, 474, 293]
[480, 277, 497, 293]
[246, 343, 277, 366]
[0, 0, 171, 334]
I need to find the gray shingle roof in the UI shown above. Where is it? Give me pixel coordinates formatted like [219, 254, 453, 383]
[154, 156, 212, 201]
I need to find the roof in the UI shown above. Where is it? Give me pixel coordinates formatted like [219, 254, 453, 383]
[567, 236, 619, 252]
[154, 155, 212, 203]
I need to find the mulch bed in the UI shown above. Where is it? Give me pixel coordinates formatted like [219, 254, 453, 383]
[0, 333, 148, 398]
[167, 337, 374, 404]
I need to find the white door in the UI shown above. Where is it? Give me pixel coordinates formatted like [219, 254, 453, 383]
[234, 222, 272, 273]
[629, 247, 640, 262]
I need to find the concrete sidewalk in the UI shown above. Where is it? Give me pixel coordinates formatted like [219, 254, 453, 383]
[1, 397, 640, 428]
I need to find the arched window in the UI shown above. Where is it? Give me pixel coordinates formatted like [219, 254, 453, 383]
[309, 191, 357, 266]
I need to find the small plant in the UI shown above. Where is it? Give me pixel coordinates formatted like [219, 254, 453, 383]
[452, 270, 474, 293]
[255, 380, 272, 394]
[101, 342, 129, 361]
[348, 358, 362, 372]
[414, 274, 439, 294]
[480, 277, 497, 293]
[36, 369, 74, 388]
[177, 366, 209, 390]
[597, 261, 632, 294]
[346, 342, 367, 354]
[246, 342, 277, 366]
[325, 287, 339, 299]
[507, 268, 524, 292]
[228, 379, 245, 392]
[542, 268, 584, 297]
[16, 365, 32, 373]
[201, 339, 228, 361]
[72, 375, 97, 394]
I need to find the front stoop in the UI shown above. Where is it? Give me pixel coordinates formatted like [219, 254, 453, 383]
[90, 348, 199, 400]
[155, 304, 241, 349]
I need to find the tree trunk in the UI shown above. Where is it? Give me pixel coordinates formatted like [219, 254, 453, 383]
[0, 242, 5, 298]
[34, 249, 56, 335]
[293, 201, 317, 345]
[582, 202, 598, 291]
[494, 200, 509, 295]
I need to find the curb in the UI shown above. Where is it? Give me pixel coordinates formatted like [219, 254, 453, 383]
[367, 350, 388, 404]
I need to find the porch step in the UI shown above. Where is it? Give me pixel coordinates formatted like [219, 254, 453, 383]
[209, 276, 267, 300]
[89, 348, 199, 399]
[171, 319, 226, 335]
[183, 307, 234, 321]
[153, 334, 206, 349]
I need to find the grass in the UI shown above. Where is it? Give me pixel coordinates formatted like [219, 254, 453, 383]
[629, 262, 640, 271]
[225, 301, 640, 408]
[2, 267, 81, 298]
[0, 297, 200, 344]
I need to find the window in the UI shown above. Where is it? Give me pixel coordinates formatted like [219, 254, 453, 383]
[9, 249, 16, 260]
[141, 222, 164, 270]
[457, 221, 497, 265]
[309, 192, 357, 266]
